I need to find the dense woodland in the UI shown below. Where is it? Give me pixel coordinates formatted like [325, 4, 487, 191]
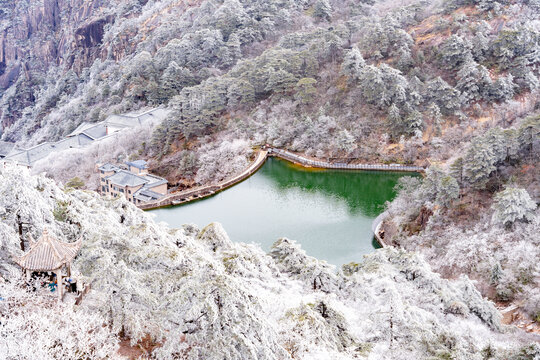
[0, 0, 539, 358]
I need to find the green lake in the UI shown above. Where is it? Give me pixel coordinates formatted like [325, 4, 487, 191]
[150, 158, 414, 265]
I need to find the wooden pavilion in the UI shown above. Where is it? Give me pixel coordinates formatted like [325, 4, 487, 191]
[14, 228, 82, 301]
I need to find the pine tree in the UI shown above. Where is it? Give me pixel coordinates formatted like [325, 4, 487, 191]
[386, 103, 402, 139]
[341, 47, 365, 81]
[429, 103, 443, 137]
[313, 0, 332, 21]
[214, 0, 247, 41]
[491, 187, 537, 229]
[426, 77, 461, 115]
[422, 166, 446, 200]
[396, 46, 413, 72]
[450, 157, 464, 187]
[463, 138, 496, 190]
[517, 115, 540, 157]
[488, 74, 516, 102]
[219, 33, 242, 67]
[483, 128, 508, 164]
[335, 129, 356, 152]
[227, 79, 255, 107]
[360, 64, 409, 109]
[404, 110, 424, 137]
[502, 129, 519, 162]
[421, 166, 459, 208]
[159, 61, 182, 101]
[294, 77, 317, 104]
[490, 262, 503, 285]
[471, 22, 490, 62]
[456, 57, 489, 104]
[439, 34, 473, 70]
[127, 51, 156, 80]
[265, 69, 297, 94]
[436, 175, 460, 208]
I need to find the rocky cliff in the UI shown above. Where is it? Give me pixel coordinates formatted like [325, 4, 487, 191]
[0, 0, 118, 128]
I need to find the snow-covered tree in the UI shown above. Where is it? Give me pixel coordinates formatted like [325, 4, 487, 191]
[227, 79, 255, 108]
[404, 110, 424, 138]
[426, 77, 461, 115]
[437, 175, 460, 208]
[341, 47, 365, 80]
[456, 57, 491, 104]
[420, 166, 460, 208]
[429, 103, 443, 137]
[334, 129, 356, 153]
[195, 139, 251, 184]
[487, 74, 516, 102]
[518, 115, 540, 157]
[463, 137, 497, 190]
[159, 61, 196, 101]
[0, 277, 119, 359]
[294, 77, 317, 104]
[313, 0, 332, 21]
[439, 34, 473, 70]
[266, 69, 297, 94]
[492, 187, 537, 228]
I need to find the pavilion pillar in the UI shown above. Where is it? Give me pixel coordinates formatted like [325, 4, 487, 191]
[56, 268, 63, 302]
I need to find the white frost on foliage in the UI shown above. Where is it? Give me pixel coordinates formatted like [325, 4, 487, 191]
[491, 187, 537, 228]
[0, 168, 536, 359]
[0, 277, 119, 359]
[195, 139, 251, 184]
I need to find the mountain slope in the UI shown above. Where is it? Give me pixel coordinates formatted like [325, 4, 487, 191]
[1, 168, 538, 358]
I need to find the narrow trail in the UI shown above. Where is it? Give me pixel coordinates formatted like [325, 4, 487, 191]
[140, 148, 424, 210]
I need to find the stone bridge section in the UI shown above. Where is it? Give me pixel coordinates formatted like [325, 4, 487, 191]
[141, 148, 424, 210]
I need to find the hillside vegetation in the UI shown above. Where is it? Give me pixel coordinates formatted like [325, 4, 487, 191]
[0, 168, 539, 359]
[0, 0, 539, 356]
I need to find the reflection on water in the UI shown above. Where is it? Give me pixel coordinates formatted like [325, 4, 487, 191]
[260, 159, 405, 217]
[149, 158, 416, 265]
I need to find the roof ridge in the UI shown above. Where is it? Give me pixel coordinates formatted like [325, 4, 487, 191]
[44, 230, 65, 262]
[14, 229, 83, 271]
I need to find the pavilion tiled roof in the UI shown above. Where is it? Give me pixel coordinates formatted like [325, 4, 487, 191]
[14, 229, 82, 272]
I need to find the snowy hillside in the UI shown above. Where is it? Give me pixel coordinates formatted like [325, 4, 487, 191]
[0, 168, 538, 359]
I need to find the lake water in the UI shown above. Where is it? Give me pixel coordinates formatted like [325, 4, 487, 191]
[149, 158, 414, 265]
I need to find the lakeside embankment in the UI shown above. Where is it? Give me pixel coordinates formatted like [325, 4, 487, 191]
[140, 148, 424, 210]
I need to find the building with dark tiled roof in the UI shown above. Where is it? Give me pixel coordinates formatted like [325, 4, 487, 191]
[2, 107, 170, 168]
[126, 160, 149, 174]
[98, 161, 167, 205]
[1, 134, 96, 168]
[67, 123, 108, 139]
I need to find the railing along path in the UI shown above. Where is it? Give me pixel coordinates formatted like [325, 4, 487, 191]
[268, 148, 424, 172]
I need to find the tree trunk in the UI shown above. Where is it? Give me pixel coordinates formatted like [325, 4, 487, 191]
[17, 214, 24, 251]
